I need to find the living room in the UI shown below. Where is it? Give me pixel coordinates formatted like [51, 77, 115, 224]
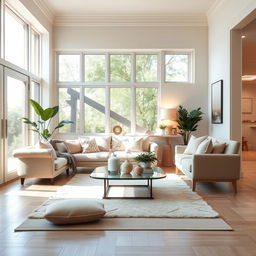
[0, 0, 256, 255]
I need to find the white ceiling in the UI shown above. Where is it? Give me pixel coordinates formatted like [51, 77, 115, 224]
[44, 0, 216, 15]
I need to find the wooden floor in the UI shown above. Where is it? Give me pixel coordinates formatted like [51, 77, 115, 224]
[0, 152, 256, 256]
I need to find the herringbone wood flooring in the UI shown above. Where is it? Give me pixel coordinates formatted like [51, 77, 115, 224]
[0, 152, 256, 256]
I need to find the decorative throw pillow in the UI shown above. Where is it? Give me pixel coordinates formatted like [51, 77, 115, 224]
[79, 137, 100, 153]
[111, 136, 126, 151]
[54, 142, 67, 153]
[195, 139, 213, 154]
[124, 137, 143, 152]
[95, 136, 111, 151]
[44, 199, 106, 225]
[39, 141, 57, 159]
[142, 136, 150, 151]
[212, 143, 226, 154]
[63, 140, 82, 154]
[184, 135, 208, 154]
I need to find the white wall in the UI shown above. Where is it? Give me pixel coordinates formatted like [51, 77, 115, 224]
[53, 26, 209, 136]
[208, 0, 256, 140]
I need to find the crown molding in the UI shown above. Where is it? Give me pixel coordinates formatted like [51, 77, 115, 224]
[207, 0, 227, 19]
[32, 0, 55, 23]
[54, 14, 208, 27]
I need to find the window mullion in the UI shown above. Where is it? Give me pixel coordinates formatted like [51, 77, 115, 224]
[105, 86, 110, 134]
[131, 86, 136, 134]
[80, 87, 85, 133]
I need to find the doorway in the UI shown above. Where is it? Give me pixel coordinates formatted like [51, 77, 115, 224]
[241, 19, 256, 161]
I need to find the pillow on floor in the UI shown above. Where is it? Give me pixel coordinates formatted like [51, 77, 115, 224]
[44, 199, 106, 225]
[184, 135, 208, 154]
[195, 139, 213, 154]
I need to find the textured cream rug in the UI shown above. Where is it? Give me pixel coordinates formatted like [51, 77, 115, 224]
[16, 174, 232, 231]
[30, 174, 219, 218]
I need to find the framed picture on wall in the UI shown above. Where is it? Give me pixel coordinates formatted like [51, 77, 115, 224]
[211, 80, 223, 124]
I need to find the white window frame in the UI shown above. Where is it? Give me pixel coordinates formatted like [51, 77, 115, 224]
[163, 49, 195, 84]
[56, 49, 195, 135]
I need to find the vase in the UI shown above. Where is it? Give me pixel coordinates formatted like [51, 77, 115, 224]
[160, 129, 166, 136]
[120, 160, 133, 174]
[108, 153, 120, 174]
[133, 165, 144, 176]
[139, 162, 151, 168]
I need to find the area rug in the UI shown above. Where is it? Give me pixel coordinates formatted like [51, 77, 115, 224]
[15, 174, 232, 231]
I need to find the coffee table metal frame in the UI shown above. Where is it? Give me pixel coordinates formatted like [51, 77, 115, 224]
[90, 166, 166, 199]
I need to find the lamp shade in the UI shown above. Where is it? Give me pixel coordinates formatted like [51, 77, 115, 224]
[160, 108, 177, 121]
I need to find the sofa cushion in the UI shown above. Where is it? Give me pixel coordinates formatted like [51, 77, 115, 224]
[80, 136, 111, 152]
[212, 142, 226, 154]
[55, 142, 67, 153]
[64, 140, 82, 154]
[114, 151, 146, 161]
[181, 157, 193, 174]
[175, 154, 193, 166]
[125, 137, 143, 152]
[79, 137, 100, 153]
[74, 152, 110, 162]
[112, 136, 126, 151]
[54, 158, 68, 170]
[195, 139, 213, 154]
[184, 135, 208, 154]
[44, 199, 106, 225]
[224, 140, 240, 154]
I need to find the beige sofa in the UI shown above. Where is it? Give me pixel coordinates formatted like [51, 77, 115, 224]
[13, 147, 69, 185]
[13, 135, 159, 185]
[175, 137, 240, 192]
[55, 135, 159, 167]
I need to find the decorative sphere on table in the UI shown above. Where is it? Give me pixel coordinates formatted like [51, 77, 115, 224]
[133, 165, 144, 176]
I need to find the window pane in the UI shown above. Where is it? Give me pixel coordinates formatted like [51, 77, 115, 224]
[5, 7, 26, 69]
[85, 88, 105, 133]
[136, 88, 158, 132]
[58, 55, 80, 82]
[110, 55, 131, 82]
[165, 54, 189, 82]
[110, 88, 131, 132]
[136, 55, 158, 82]
[30, 82, 40, 144]
[85, 55, 105, 82]
[7, 77, 26, 172]
[59, 88, 80, 132]
[31, 30, 40, 75]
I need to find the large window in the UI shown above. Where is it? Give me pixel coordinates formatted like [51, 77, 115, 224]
[57, 50, 194, 134]
[5, 6, 27, 69]
[165, 52, 193, 83]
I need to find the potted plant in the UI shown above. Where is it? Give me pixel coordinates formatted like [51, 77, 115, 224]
[134, 151, 158, 168]
[159, 124, 167, 135]
[176, 105, 203, 145]
[22, 99, 72, 142]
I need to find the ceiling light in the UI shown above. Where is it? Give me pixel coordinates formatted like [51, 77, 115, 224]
[242, 75, 256, 81]
[241, 35, 246, 39]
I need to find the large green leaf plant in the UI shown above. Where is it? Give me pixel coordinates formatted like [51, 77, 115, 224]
[22, 99, 72, 141]
[177, 105, 203, 145]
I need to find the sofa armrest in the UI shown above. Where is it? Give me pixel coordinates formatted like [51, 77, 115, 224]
[175, 145, 187, 154]
[193, 154, 240, 180]
[13, 147, 54, 159]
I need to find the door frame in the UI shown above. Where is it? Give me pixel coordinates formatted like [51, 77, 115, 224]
[3, 67, 29, 182]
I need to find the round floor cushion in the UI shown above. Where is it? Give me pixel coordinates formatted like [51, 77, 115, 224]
[44, 199, 106, 225]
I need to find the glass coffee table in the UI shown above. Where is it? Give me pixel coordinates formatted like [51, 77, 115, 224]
[90, 166, 166, 199]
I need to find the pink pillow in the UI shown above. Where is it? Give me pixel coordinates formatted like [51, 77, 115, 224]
[64, 140, 82, 154]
